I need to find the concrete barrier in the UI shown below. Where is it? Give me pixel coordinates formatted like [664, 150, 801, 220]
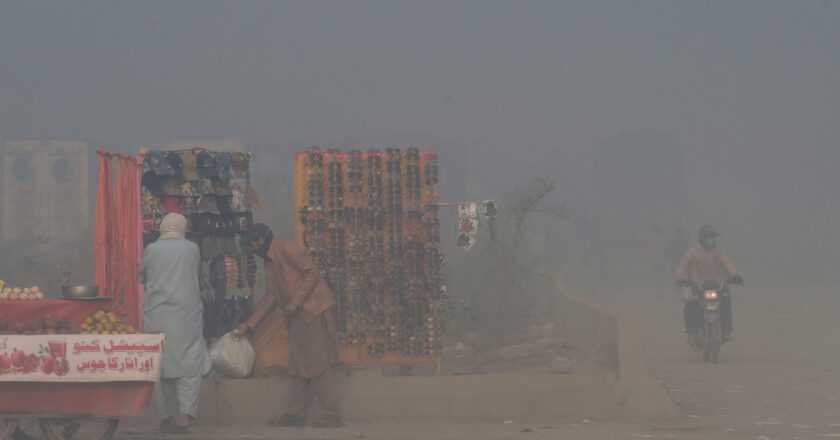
[552, 280, 618, 362]
[553, 276, 674, 419]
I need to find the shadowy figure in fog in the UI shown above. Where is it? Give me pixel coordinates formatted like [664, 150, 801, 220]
[664, 227, 688, 298]
[646, 225, 666, 300]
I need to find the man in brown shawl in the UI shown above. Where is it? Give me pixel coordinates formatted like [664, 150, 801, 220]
[234, 224, 344, 428]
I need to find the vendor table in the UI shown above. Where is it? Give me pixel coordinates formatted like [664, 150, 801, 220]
[0, 329, 163, 440]
[0, 298, 117, 326]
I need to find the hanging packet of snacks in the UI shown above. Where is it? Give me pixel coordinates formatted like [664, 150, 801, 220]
[456, 203, 480, 251]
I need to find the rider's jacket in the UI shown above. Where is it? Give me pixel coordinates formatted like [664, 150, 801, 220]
[675, 243, 736, 283]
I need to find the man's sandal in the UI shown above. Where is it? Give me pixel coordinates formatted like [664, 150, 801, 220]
[312, 415, 343, 428]
[160, 420, 190, 435]
[269, 414, 305, 427]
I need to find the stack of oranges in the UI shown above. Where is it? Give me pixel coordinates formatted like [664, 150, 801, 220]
[79, 310, 138, 335]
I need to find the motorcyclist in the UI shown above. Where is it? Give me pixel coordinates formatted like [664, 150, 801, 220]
[675, 225, 743, 346]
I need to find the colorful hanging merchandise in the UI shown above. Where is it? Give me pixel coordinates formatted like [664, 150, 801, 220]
[294, 147, 443, 366]
[454, 200, 497, 251]
[141, 149, 259, 340]
[483, 199, 498, 219]
[456, 203, 480, 251]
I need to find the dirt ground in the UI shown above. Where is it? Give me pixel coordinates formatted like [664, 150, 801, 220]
[110, 277, 840, 439]
[439, 315, 614, 376]
[110, 419, 789, 440]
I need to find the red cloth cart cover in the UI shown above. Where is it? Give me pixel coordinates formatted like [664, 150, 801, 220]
[0, 299, 116, 327]
[0, 382, 152, 416]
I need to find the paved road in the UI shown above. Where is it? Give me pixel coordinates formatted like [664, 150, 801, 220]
[597, 279, 840, 440]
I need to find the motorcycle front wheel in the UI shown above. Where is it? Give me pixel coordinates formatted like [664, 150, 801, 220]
[707, 325, 720, 364]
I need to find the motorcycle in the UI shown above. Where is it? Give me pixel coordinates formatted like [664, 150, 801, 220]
[680, 279, 734, 364]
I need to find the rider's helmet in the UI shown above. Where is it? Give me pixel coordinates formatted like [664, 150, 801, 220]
[699, 225, 719, 239]
[699, 225, 719, 249]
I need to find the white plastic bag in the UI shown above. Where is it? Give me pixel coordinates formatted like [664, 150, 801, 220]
[210, 332, 256, 378]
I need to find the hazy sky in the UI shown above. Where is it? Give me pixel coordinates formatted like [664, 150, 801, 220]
[1, 1, 838, 281]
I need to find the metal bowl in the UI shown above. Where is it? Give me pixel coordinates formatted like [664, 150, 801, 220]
[62, 285, 100, 298]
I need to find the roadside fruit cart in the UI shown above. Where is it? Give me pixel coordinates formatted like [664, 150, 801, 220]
[0, 298, 163, 440]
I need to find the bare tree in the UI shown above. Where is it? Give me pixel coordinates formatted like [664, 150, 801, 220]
[442, 177, 568, 350]
[488, 178, 567, 334]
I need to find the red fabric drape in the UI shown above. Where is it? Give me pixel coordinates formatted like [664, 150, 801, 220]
[135, 161, 145, 324]
[117, 156, 142, 327]
[95, 151, 143, 328]
[94, 153, 113, 302]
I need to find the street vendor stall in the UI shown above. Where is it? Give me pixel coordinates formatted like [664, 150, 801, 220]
[0, 298, 164, 440]
[293, 148, 444, 370]
[0, 151, 167, 440]
[95, 148, 259, 338]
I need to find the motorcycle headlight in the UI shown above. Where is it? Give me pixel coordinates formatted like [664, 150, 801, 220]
[704, 290, 718, 300]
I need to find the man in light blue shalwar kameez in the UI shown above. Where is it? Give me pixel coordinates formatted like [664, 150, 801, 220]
[139, 213, 211, 434]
